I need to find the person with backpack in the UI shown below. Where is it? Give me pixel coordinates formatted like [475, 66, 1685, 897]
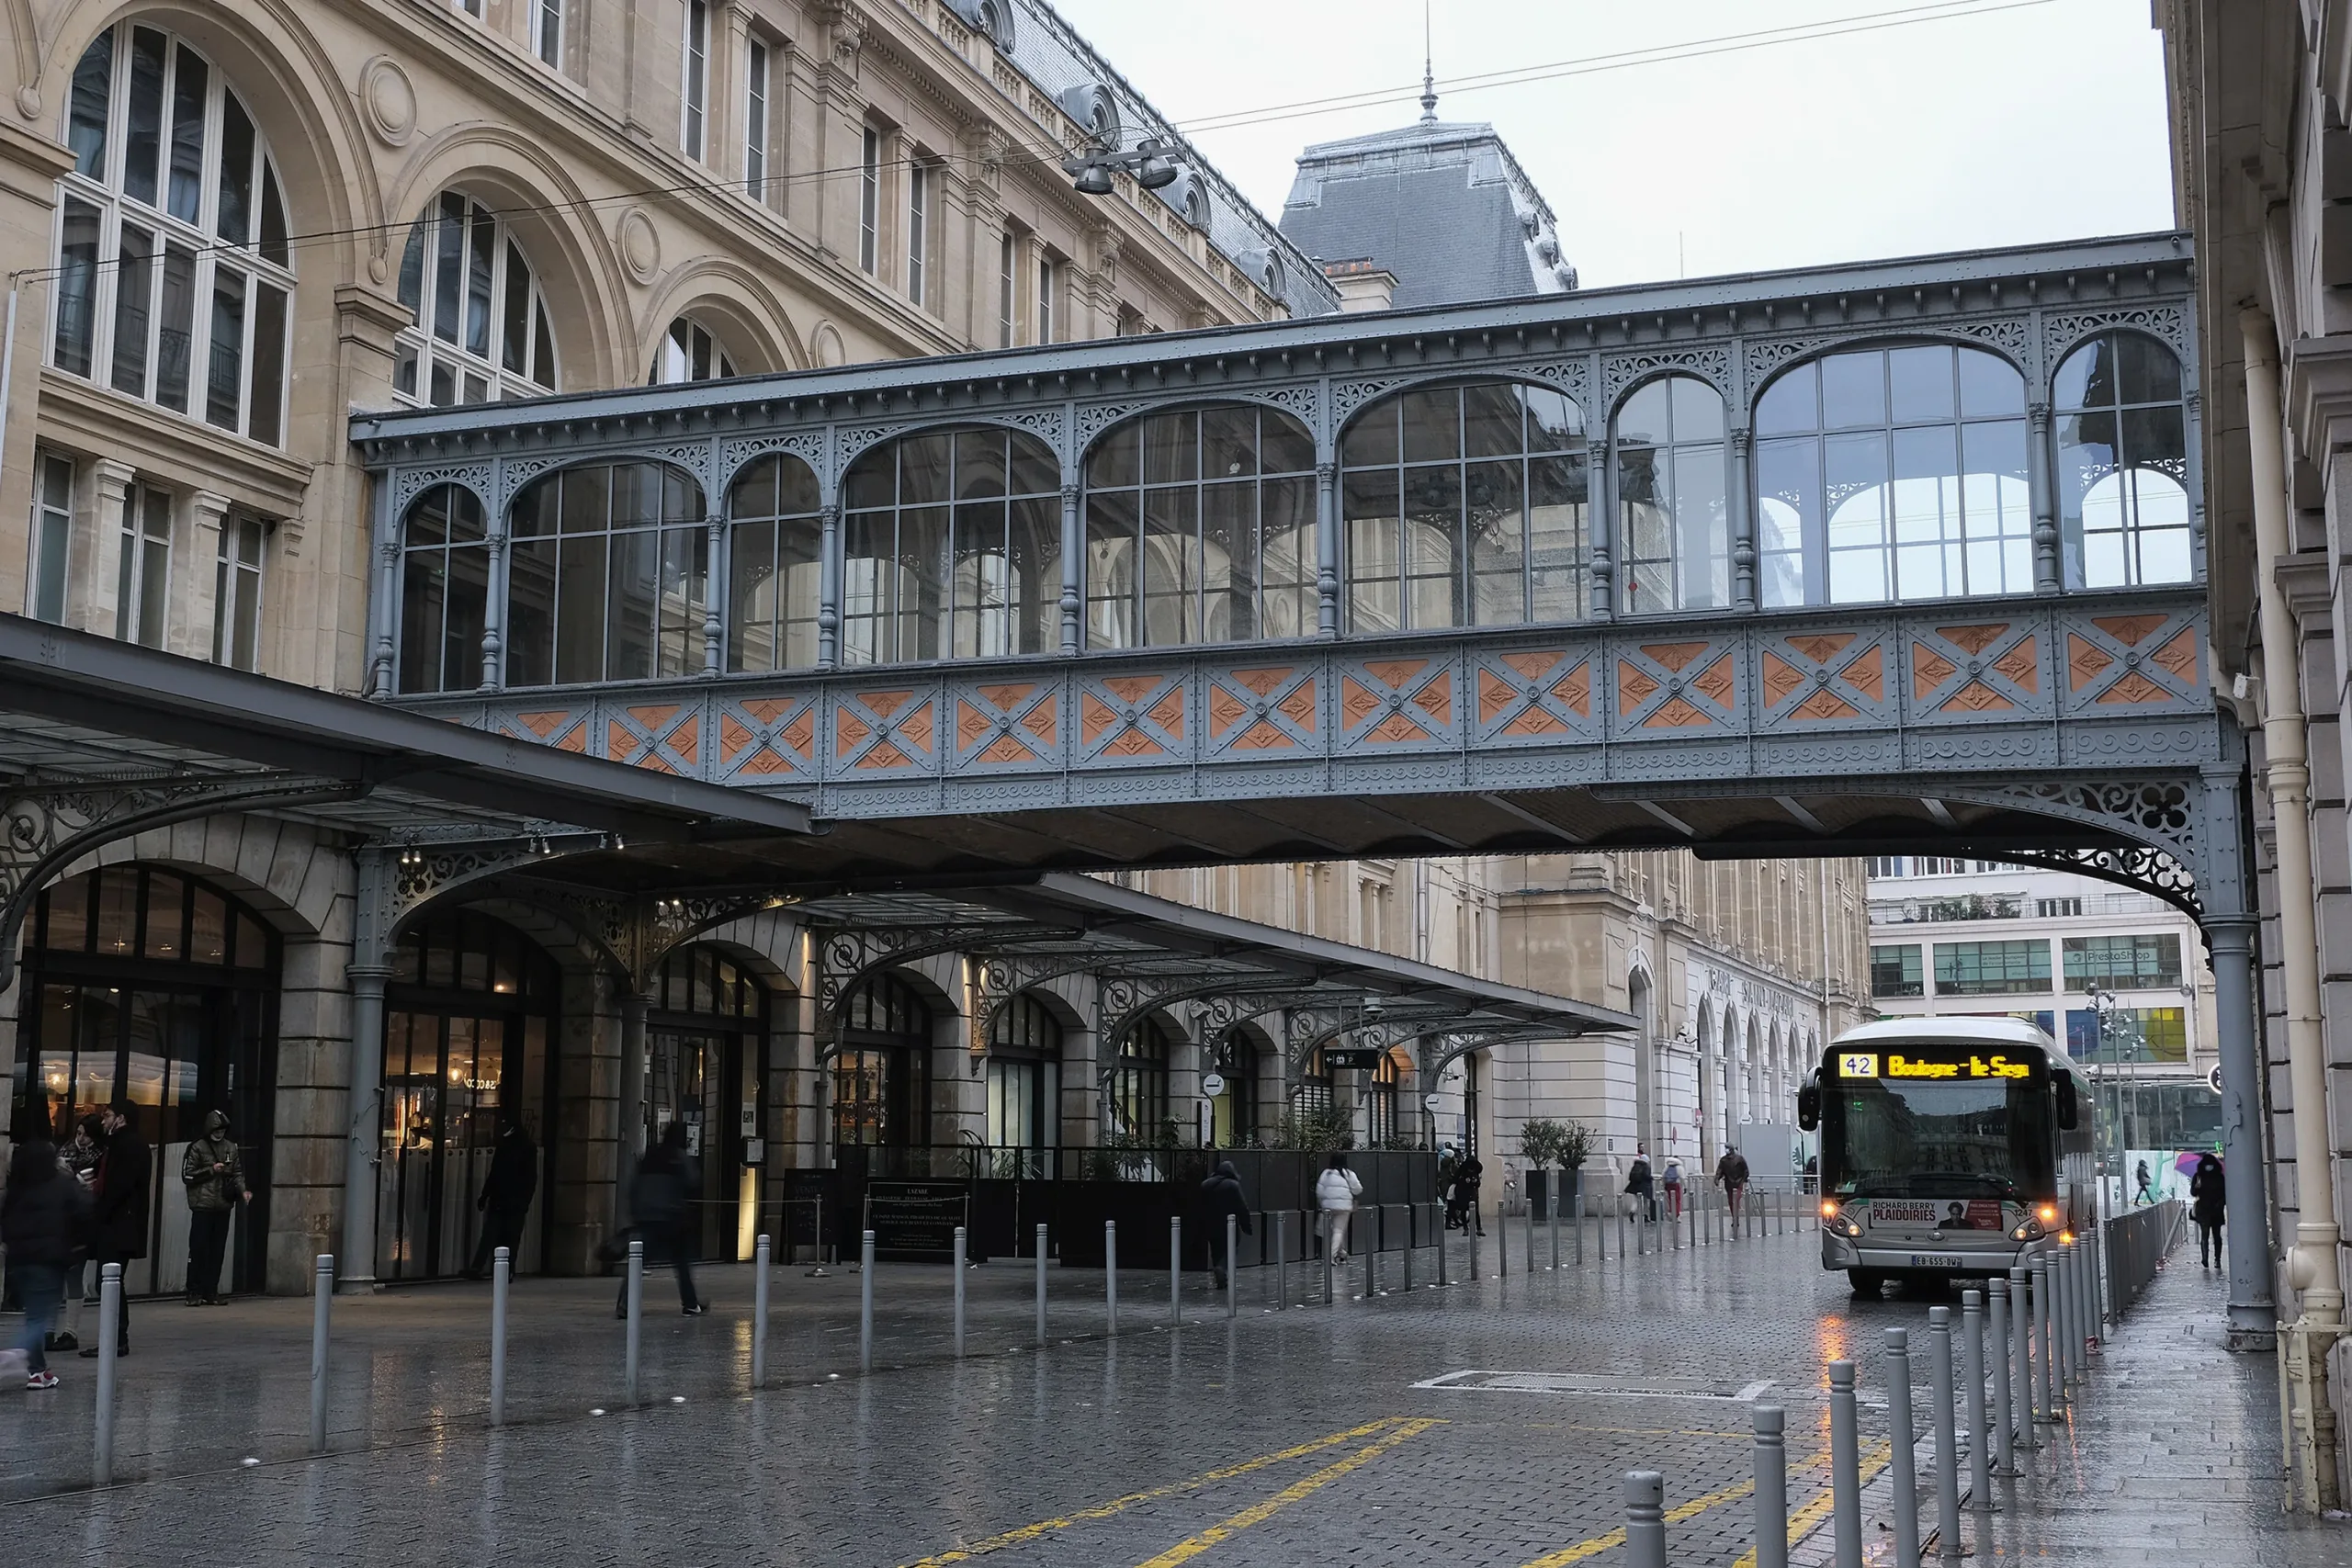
[1451, 1150, 1486, 1236]
[616, 1122, 704, 1317]
[1625, 1145, 1657, 1224]
[1200, 1159, 1253, 1288]
[1314, 1151, 1363, 1264]
[2, 1136, 92, 1389]
[1660, 1154, 1685, 1221]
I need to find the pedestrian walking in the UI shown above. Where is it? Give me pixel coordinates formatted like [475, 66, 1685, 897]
[181, 1110, 250, 1305]
[1315, 1151, 1363, 1263]
[1660, 1154, 1685, 1221]
[1714, 1145, 1750, 1224]
[616, 1122, 703, 1317]
[1625, 1145, 1657, 1224]
[1, 1135, 91, 1389]
[1200, 1158, 1253, 1288]
[2133, 1157, 2156, 1207]
[1452, 1149, 1486, 1235]
[79, 1102, 149, 1358]
[51, 1113, 102, 1352]
[1440, 1144, 1467, 1230]
[466, 1111, 538, 1280]
[2190, 1152, 2226, 1268]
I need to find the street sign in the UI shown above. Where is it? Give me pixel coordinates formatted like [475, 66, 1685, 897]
[2208, 1064, 2224, 1096]
[1321, 1047, 1385, 1070]
[1202, 1072, 1227, 1098]
[1422, 1094, 1442, 1112]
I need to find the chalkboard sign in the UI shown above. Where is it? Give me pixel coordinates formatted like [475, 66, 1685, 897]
[781, 1168, 831, 1250]
[865, 1179, 970, 1260]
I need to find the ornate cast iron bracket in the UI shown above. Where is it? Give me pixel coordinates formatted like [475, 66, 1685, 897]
[0, 772, 369, 991]
[810, 921, 1075, 1057]
[1977, 845, 2203, 923]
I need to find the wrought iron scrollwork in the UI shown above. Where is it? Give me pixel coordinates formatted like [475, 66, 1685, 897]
[1977, 845, 2203, 923]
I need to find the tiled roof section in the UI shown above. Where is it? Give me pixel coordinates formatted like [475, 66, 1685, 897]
[1279, 119, 1577, 310]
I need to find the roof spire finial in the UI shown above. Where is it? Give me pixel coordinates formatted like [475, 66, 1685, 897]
[1419, 1, 1439, 124]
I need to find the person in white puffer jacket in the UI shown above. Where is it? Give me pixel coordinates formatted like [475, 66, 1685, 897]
[1315, 1152, 1363, 1263]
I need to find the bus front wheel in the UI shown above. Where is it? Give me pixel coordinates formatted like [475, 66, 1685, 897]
[1848, 1269, 1886, 1296]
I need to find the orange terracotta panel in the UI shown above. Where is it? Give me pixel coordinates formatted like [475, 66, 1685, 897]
[1761, 652, 1804, 707]
[1478, 670, 1518, 726]
[1937, 624, 2008, 655]
[667, 715, 699, 765]
[1501, 650, 1561, 681]
[607, 721, 642, 763]
[1555, 662, 1590, 717]
[834, 709, 871, 757]
[1691, 656, 1734, 707]
[957, 700, 989, 750]
[721, 715, 754, 764]
[780, 713, 814, 757]
[857, 741, 913, 770]
[1103, 727, 1165, 758]
[1992, 639, 2039, 694]
[2153, 627, 2199, 682]
[1022, 695, 1057, 744]
[1278, 682, 1317, 732]
[1410, 674, 1452, 725]
[739, 746, 794, 776]
[1080, 692, 1116, 746]
[1618, 663, 1659, 716]
[978, 735, 1034, 764]
[1147, 689, 1184, 737]
[627, 704, 679, 731]
[519, 709, 574, 739]
[1840, 646, 1884, 703]
[635, 751, 677, 775]
[1232, 666, 1294, 697]
[1641, 640, 1710, 673]
[897, 702, 934, 753]
[1363, 658, 1429, 689]
[1367, 712, 1430, 743]
[1786, 632, 1856, 664]
[555, 725, 585, 754]
[862, 690, 912, 719]
[1940, 682, 2014, 713]
[2066, 635, 2113, 693]
[1912, 646, 1956, 700]
[1340, 677, 1381, 729]
[1228, 721, 1293, 751]
[1210, 686, 1249, 734]
[1792, 689, 1860, 722]
[1102, 674, 1160, 704]
[1644, 696, 1713, 729]
[2091, 614, 2167, 647]
[977, 682, 1035, 708]
[742, 697, 791, 725]
[1502, 706, 1569, 738]
[2096, 671, 2172, 705]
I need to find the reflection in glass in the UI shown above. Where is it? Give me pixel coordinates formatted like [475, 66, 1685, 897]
[398, 484, 490, 694]
[1614, 375, 1728, 614]
[503, 461, 707, 686]
[727, 453, 823, 671]
[2053, 331, 2192, 589]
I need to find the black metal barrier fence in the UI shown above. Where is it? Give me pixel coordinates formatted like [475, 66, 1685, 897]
[2102, 1197, 2186, 1317]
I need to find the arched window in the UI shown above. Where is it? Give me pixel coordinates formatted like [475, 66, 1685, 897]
[1365, 1047, 1407, 1146]
[987, 993, 1063, 1170]
[1754, 344, 2030, 605]
[2053, 332, 2191, 588]
[726, 454, 823, 672]
[833, 973, 932, 1149]
[53, 24, 294, 446]
[1109, 1016, 1175, 1143]
[1340, 380, 1589, 634]
[398, 483, 489, 694]
[1614, 376, 1728, 614]
[394, 191, 558, 405]
[503, 461, 707, 686]
[1082, 405, 1316, 647]
[841, 427, 1059, 664]
[650, 316, 737, 385]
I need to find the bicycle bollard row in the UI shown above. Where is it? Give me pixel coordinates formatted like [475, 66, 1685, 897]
[1928, 1306, 1962, 1562]
[1829, 1359, 1863, 1568]
[311, 1253, 333, 1451]
[1988, 1277, 2015, 1473]
[1962, 1289, 1992, 1513]
[1624, 1470, 1668, 1568]
[1226, 1213, 1238, 1319]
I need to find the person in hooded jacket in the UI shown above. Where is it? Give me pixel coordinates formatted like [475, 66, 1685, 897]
[1452, 1150, 1486, 1235]
[1314, 1151, 1363, 1263]
[1199, 1159, 1253, 1287]
[80, 1102, 150, 1358]
[181, 1109, 249, 1305]
[1625, 1145, 1657, 1224]
[3, 1135, 92, 1388]
[2190, 1152, 2226, 1268]
[617, 1122, 704, 1317]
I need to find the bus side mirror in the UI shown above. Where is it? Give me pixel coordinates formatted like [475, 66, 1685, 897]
[2054, 1069, 2079, 1131]
[1796, 1084, 1819, 1132]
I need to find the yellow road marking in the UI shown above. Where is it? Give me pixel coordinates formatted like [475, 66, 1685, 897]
[1730, 1438, 1894, 1568]
[1128, 1418, 1445, 1568]
[898, 1418, 1412, 1568]
[1516, 1438, 1888, 1568]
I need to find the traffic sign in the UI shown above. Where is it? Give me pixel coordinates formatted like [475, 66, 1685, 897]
[2208, 1064, 2224, 1096]
[1202, 1072, 1227, 1098]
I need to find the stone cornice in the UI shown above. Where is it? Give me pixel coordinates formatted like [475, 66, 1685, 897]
[40, 368, 316, 515]
[2287, 332, 2352, 465]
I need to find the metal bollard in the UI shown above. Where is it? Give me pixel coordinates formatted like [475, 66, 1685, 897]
[1035, 1223, 1049, 1345]
[1753, 1403, 1790, 1568]
[1624, 1470, 1668, 1568]
[1595, 1196, 1606, 1263]
[1436, 1207, 1448, 1287]
[1549, 1181, 1561, 1269]
[1525, 1195, 1537, 1273]
[1498, 1206, 1510, 1279]
[954, 1224, 968, 1357]
[1106, 1220, 1120, 1335]
[1576, 1179, 1587, 1264]
[1470, 1207, 1483, 1280]
[859, 1229, 876, 1371]
[490, 1247, 510, 1426]
[1170, 1215, 1183, 1327]
[1365, 1221, 1378, 1298]
[2009, 1264, 2039, 1438]
[1928, 1306, 1962, 1562]
[1884, 1328, 1922, 1568]
[1987, 1279, 2014, 1474]
[1962, 1290, 1992, 1512]
[2033, 1257, 2057, 1416]
[1404, 1210, 1416, 1292]
[751, 1235, 770, 1389]
[2052, 1243, 2073, 1390]
[1322, 1213, 1336, 1305]
[92, 1261, 121, 1487]
[1828, 1359, 1863, 1568]
[1227, 1213, 1239, 1318]
[1276, 1210, 1289, 1308]
[311, 1253, 333, 1451]
[1621, 1202, 1632, 1261]
[2088, 1228, 2106, 1351]
[625, 1238, 645, 1405]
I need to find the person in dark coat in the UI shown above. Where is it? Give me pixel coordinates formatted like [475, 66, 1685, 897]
[80, 1102, 150, 1358]
[181, 1109, 250, 1305]
[2, 1137, 91, 1387]
[1625, 1145, 1657, 1224]
[1451, 1151, 1486, 1236]
[466, 1111, 539, 1280]
[2190, 1152, 2227, 1268]
[617, 1122, 703, 1317]
[1199, 1160, 1253, 1288]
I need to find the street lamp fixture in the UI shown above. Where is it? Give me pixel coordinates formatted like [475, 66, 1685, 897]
[1064, 137, 1184, 197]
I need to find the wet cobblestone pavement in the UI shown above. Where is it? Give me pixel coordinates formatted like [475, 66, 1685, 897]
[1, 1216, 2345, 1565]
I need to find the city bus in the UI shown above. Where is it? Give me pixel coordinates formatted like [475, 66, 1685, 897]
[1797, 1018, 2096, 1294]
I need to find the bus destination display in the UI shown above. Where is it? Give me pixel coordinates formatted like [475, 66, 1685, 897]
[1836, 1051, 2036, 1082]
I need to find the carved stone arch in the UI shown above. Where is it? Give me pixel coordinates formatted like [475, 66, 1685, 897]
[637, 258, 808, 379]
[387, 125, 634, 391]
[1073, 393, 1320, 473]
[436, 893, 630, 986]
[639, 897, 802, 979]
[65, 819, 338, 943]
[378, 841, 613, 966]
[1742, 329, 2030, 423]
[1334, 368, 1594, 448]
[6, 0, 35, 119]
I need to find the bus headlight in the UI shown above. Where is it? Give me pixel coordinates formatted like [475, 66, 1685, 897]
[2036, 1202, 2058, 1224]
[1819, 1201, 1861, 1239]
[2010, 1218, 2045, 1241]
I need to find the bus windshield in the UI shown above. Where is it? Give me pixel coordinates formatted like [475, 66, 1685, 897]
[1825, 1069, 2056, 1201]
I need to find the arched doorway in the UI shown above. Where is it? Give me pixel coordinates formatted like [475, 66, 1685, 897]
[645, 944, 770, 1262]
[14, 864, 279, 1297]
[1211, 1026, 1262, 1148]
[1364, 1046, 1408, 1147]
[379, 908, 558, 1281]
[1108, 1017, 1176, 1144]
[831, 973, 933, 1173]
[986, 992, 1063, 1177]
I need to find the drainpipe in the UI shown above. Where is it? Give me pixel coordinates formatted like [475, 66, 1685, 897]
[2245, 309, 2342, 1509]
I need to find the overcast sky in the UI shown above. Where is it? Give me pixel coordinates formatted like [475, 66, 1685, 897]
[1047, 0, 2177, 290]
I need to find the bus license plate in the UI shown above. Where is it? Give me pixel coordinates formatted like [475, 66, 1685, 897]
[1909, 1254, 1963, 1269]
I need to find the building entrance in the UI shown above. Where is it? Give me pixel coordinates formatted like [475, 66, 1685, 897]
[644, 945, 769, 1262]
